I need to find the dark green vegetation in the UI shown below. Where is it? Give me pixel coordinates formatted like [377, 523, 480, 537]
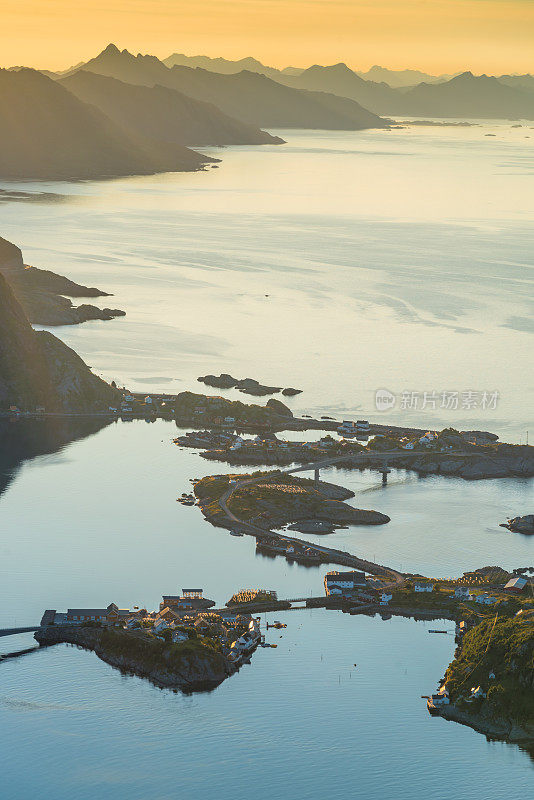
[445, 619, 534, 732]
[0, 271, 120, 411]
[100, 627, 223, 667]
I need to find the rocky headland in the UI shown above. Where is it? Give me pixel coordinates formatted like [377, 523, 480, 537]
[34, 624, 238, 691]
[438, 617, 534, 743]
[501, 515, 534, 535]
[0, 270, 121, 412]
[0, 235, 125, 325]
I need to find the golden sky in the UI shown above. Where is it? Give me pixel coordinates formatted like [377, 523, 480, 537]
[1, 0, 532, 74]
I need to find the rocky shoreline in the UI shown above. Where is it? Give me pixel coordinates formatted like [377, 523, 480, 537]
[437, 703, 534, 744]
[0, 234, 125, 326]
[34, 625, 242, 692]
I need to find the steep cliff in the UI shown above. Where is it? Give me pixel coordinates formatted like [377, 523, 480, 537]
[0, 272, 120, 411]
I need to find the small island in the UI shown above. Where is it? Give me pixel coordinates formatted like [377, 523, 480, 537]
[193, 470, 390, 534]
[35, 590, 264, 692]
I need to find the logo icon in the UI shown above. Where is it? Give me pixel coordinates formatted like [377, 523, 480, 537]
[375, 388, 396, 412]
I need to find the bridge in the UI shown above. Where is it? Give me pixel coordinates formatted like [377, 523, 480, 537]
[0, 627, 39, 638]
[286, 449, 477, 485]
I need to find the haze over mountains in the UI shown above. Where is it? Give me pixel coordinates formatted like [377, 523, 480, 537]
[1, 41, 534, 181]
[0, 67, 213, 179]
[70, 44, 386, 130]
[59, 71, 282, 147]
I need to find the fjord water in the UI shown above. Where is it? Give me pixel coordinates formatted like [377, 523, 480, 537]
[0, 123, 532, 439]
[1, 126, 533, 793]
[0, 418, 533, 796]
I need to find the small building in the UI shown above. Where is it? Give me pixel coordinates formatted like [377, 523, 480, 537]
[454, 586, 470, 598]
[475, 593, 497, 605]
[504, 576, 527, 593]
[324, 570, 366, 595]
[468, 685, 486, 701]
[380, 592, 393, 605]
[430, 692, 449, 707]
[414, 582, 434, 593]
[65, 605, 115, 624]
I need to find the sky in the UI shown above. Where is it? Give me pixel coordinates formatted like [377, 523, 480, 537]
[1, 0, 532, 74]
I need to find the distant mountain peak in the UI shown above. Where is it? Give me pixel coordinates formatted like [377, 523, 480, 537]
[101, 43, 121, 56]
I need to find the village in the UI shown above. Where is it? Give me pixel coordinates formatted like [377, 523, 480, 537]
[39, 588, 265, 666]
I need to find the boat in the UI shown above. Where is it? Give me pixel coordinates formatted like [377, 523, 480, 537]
[267, 621, 287, 629]
[230, 530, 244, 537]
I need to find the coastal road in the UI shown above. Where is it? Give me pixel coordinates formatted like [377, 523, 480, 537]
[217, 473, 405, 589]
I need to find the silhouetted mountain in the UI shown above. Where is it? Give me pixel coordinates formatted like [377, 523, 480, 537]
[498, 74, 534, 93]
[0, 67, 212, 179]
[0, 271, 121, 411]
[59, 70, 282, 146]
[400, 72, 534, 119]
[75, 45, 387, 130]
[357, 65, 452, 88]
[163, 52, 283, 79]
[281, 63, 398, 114]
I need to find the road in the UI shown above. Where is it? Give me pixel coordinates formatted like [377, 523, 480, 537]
[218, 471, 405, 588]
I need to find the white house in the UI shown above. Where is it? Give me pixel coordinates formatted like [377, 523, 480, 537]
[172, 630, 189, 644]
[414, 583, 434, 593]
[402, 440, 416, 450]
[431, 685, 450, 706]
[380, 592, 393, 605]
[324, 571, 367, 595]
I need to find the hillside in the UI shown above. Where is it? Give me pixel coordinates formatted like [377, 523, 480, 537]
[443, 618, 534, 742]
[400, 72, 534, 119]
[0, 67, 211, 179]
[0, 272, 120, 411]
[59, 71, 282, 146]
[75, 45, 387, 130]
[280, 63, 399, 114]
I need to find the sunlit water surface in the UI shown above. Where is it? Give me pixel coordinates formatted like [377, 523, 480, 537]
[0, 124, 532, 439]
[1, 125, 533, 794]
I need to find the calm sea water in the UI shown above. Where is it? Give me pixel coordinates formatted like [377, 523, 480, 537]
[1, 127, 533, 794]
[0, 124, 532, 439]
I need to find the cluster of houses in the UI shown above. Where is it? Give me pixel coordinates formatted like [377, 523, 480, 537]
[40, 589, 262, 660]
[322, 571, 531, 609]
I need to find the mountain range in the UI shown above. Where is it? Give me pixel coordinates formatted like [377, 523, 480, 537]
[59, 70, 282, 147]
[0, 67, 214, 179]
[70, 45, 386, 130]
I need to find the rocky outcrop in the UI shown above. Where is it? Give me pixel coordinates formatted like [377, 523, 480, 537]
[266, 398, 293, 417]
[0, 235, 125, 326]
[438, 703, 534, 744]
[501, 515, 534, 535]
[34, 625, 235, 691]
[197, 374, 301, 398]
